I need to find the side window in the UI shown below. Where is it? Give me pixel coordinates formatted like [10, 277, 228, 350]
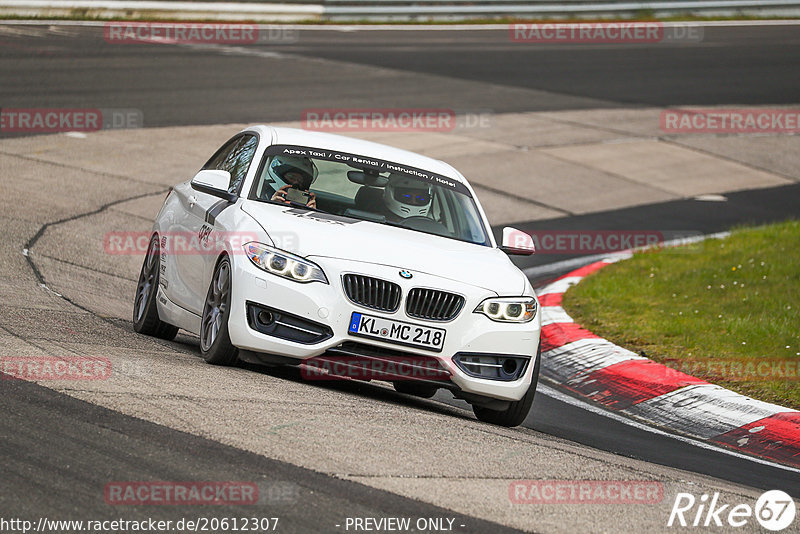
[203, 137, 239, 172]
[203, 135, 259, 193]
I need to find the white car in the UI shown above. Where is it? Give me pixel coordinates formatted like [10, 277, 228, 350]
[133, 126, 541, 426]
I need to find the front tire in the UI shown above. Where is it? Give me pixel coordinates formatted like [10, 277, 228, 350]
[133, 235, 178, 340]
[200, 256, 238, 366]
[472, 348, 541, 427]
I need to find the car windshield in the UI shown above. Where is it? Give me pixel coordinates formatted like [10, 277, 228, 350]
[249, 145, 491, 246]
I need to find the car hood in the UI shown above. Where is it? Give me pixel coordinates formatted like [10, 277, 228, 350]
[241, 202, 526, 295]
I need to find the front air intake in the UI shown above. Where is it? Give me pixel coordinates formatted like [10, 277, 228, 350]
[406, 288, 465, 321]
[246, 302, 332, 345]
[453, 353, 530, 381]
[342, 274, 402, 313]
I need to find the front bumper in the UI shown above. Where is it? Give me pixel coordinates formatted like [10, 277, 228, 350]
[227, 255, 541, 402]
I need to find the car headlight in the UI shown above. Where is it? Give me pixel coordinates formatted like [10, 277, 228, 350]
[474, 297, 537, 323]
[243, 242, 327, 284]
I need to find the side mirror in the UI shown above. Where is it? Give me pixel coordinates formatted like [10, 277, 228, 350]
[190, 169, 237, 203]
[499, 227, 535, 256]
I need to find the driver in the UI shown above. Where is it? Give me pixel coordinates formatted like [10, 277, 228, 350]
[268, 155, 319, 209]
[382, 174, 432, 222]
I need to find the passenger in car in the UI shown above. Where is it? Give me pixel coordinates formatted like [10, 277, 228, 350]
[382, 174, 433, 222]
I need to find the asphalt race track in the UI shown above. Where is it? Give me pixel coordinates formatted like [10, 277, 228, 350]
[2, 24, 799, 129]
[1, 21, 799, 533]
[1, 377, 520, 533]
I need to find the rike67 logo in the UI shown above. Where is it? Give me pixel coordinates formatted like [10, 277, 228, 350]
[668, 490, 796, 531]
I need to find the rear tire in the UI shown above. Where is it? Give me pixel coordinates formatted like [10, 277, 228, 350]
[200, 256, 238, 366]
[133, 235, 179, 340]
[473, 348, 541, 427]
[393, 381, 438, 399]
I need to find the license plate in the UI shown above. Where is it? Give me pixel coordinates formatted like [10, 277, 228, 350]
[348, 312, 446, 352]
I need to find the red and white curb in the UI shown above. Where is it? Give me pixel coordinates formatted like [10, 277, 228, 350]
[537, 258, 800, 469]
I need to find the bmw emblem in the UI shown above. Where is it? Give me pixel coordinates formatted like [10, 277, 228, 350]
[399, 270, 413, 279]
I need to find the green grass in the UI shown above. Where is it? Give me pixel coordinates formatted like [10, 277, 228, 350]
[562, 220, 800, 410]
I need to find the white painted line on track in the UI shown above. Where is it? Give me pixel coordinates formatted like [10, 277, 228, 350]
[540, 306, 573, 326]
[536, 275, 584, 295]
[539, 383, 800, 475]
[178, 43, 286, 58]
[525, 252, 630, 279]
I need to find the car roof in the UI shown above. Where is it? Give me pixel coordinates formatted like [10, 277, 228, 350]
[244, 125, 467, 183]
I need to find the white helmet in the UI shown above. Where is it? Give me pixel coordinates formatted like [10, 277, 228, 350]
[383, 174, 432, 219]
[268, 155, 318, 190]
